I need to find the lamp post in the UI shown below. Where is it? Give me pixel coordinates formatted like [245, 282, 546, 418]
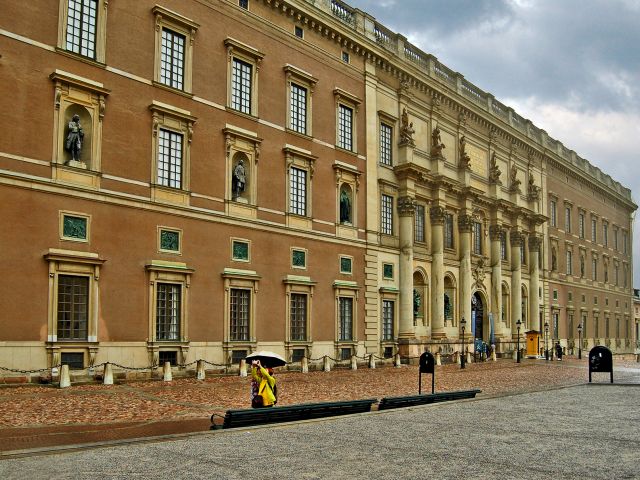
[516, 319, 522, 363]
[544, 321, 550, 361]
[460, 317, 466, 369]
[577, 323, 583, 360]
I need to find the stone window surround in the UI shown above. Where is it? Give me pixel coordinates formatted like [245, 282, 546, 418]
[45, 248, 105, 368]
[225, 37, 265, 117]
[378, 110, 398, 167]
[283, 275, 316, 352]
[284, 146, 317, 230]
[222, 268, 260, 358]
[152, 5, 199, 94]
[333, 161, 360, 230]
[57, 0, 109, 65]
[59, 210, 91, 243]
[333, 281, 359, 353]
[157, 226, 182, 255]
[284, 64, 318, 137]
[149, 101, 196, 205]
[379, 289, 399, 345]
[224, 125, 262, 208]
[333, 88, 361, 154]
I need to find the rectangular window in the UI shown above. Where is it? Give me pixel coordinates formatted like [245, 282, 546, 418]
[578, 213, 585, 238]
[623, 231, 628, 255]
[158, 129, 183, 189]
[66, 0, 98, 59]
[160, 28, 185, 90]
[591, 218, 597, 242]
[444, 214, 454, 249]
[290, 83, 308, 134]
[158, 351, 178, 366]
[500, 231, 507, 261]
[473, 222, 482, 255]
[290, 293, 307, 341]
[566, 251, 572, 275]
[592, 258, 597, 281]
[57, 275, 89, 340]
[382, 300, 394, 341]
[61, 352, 85, 369]
[294, 26, 304, 38]
[338, 297, 353, 341]
[338, 104, 353, 151]
[380, 123, 392, 166]
[549, 200, 557, 227]
[230, 288, 250, 341]
[582, 315, 588, 338]
[289, 167, 307, 216]
[603, 224, 608, 246]
[614, 228, 619, 250]
[381, 194, 393, 235]
[521, 243, 525, 265]
[414, 205, 425, 243]
[156, 283, 181, 341]
[239, 0, 249, 8]
[568, 314, 574, 339]
[231, 58, 252, 114]
[565, 207, 571, 233]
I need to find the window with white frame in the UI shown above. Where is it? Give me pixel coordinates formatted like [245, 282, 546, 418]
[549, 199, 557, 227]
[65, 0, 98, 59]
[338, 104, 353, 151]
[338, 297, 353, 341]
[290, 293, 308, 341]
[578, 212, 585, 238]
[156, 283, 181, 341]
[285, 65, 317, 137]
[566, 250, 573, 275]
[614, 227, 619, 250]
[382, 299, 394, 341]
[444, 213, 454, 249]
[415, 204, 425, 243]
[381, 194, 393, 235]
[231, 58, 252, 114]
[565, 206, 571, 232]
[591, 217, 597, 242]
[289, 83, 308, 134]
[473, 222, 482, 255]
[592, 257, 598, 281]
[158, 129, 183, 189]
[500, 231, 507, 261]
[57, 275, 89, 340]
[603, 223, 608, 246]
[225, 38, 264, 117]
[289, 167, 307, 216]
[160, 28, 185, 90]
[230, 288, 251, 341]
[623, 231, 628, 255]
[380, 122, 392, 166]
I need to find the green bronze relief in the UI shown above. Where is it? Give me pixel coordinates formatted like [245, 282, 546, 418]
[292, 250, 306, 267]
[63, 215, 87, 240]
[160, 230, 180, 251]
[232, 241, 249, 260]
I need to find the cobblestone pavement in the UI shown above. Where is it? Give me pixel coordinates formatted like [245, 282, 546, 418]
[0, 357, 638, 452]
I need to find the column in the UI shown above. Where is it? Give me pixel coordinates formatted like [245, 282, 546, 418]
[458, 213, 473, 329]
[397, 196, 416, 338]
[430, 206, 446, 337]
[529, 234, 542, 332]
[510, 230, 523, 333]
[489, 224, 504, 334]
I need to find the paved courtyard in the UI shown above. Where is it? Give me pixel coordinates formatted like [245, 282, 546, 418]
[0, 357, 638, 454]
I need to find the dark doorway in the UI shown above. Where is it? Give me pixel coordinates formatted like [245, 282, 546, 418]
[472, 292, 484, 340]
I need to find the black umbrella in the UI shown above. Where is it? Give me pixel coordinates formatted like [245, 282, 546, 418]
[245, 351, 287, 368]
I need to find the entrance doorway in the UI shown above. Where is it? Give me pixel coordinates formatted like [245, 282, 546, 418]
[471, 292, 484, 340]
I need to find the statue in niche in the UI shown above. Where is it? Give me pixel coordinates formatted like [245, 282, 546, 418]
[430, 125, 445, 157]
[509, 164, 521, 193]
[551, 248, 557, 271]
[413, 289, 421, 318]
[339, 188, 352, 224]
[528, 175, 541, 199]
[459, 135, 472, 170]
[232, 159, 246, 199]
[489, 152, 502, 184]
[444, 293, 452, 320]
[65, 114, 84, 163]
[399, 108, 415, 146]
[580, 257, 585, 277]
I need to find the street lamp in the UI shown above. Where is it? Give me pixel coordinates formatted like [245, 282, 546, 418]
[577, 322, 583, 360]
[516, 319, 522, 363]
[460, 317, 466, 369]
[544, 321, 550, 361]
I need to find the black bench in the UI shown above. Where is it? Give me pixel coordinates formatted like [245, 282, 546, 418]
[378, 389, 481, 411]
[211, 398, 378, 429]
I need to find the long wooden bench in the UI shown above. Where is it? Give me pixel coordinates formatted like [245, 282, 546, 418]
[378, 389, 481, 411]
[211, 398, 378, 429]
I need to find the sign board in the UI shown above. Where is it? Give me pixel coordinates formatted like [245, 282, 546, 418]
[418, 352, 435, 394]
[589, 346, 613, 383]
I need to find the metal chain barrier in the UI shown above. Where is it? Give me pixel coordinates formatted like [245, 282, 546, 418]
[0, 365, 61, 374]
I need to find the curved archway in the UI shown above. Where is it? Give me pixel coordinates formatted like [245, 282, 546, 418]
[413, 269, 428, 327]
[444, 273, 456, 327]
[471, 290, 489, 342]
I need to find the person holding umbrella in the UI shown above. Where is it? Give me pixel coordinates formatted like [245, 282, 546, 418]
[247, 351, 285, 408]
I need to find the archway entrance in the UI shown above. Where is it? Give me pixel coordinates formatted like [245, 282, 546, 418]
[471, 292, 485, 340]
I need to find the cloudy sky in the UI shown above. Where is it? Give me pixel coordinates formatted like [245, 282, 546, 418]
[348, 0, 640, 284]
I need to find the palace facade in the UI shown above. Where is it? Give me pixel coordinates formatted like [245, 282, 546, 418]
[0, 0, 636, 377]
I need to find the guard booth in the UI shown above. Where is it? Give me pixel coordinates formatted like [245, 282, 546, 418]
[525, 330, 541, 358]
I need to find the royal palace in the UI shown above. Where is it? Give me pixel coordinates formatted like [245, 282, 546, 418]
[0, 0, 637, 379]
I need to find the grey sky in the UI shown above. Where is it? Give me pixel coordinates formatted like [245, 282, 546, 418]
[349, 0, 640, 284]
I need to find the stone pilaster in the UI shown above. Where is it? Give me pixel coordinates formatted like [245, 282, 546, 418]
[510, 230, 524, 333]
[528, 234, 542, 332]
[489, 224, 504, 336]
[397, 196, 416, 339]
[430, 205, 446, 337]
[458, 213, 473, 329]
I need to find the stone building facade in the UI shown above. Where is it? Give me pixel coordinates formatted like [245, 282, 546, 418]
[0, 0, 635, 377]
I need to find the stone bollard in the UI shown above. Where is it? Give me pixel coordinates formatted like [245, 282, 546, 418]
[466, 351, 472, 364]
[368, 354, 375, 369]
[435, 352, 442, 366]
[513, 350, 518, 361]
[454, 351, 460, 364]
[103, 362, 114, 385]
[301, 356, 309, 373]
[59, 364, 71, 388]
[394, 353, 401, 367]
[491, 350, 497, 362]
[323, 356, 331, 372]
[351, 355, 358, 370]
[239, 359, 247, 377]
[163, 361, 172, 382]
[196, 360, 205, 380]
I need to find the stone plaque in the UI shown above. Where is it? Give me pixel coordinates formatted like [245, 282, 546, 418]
[467, 143, 487, 177]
